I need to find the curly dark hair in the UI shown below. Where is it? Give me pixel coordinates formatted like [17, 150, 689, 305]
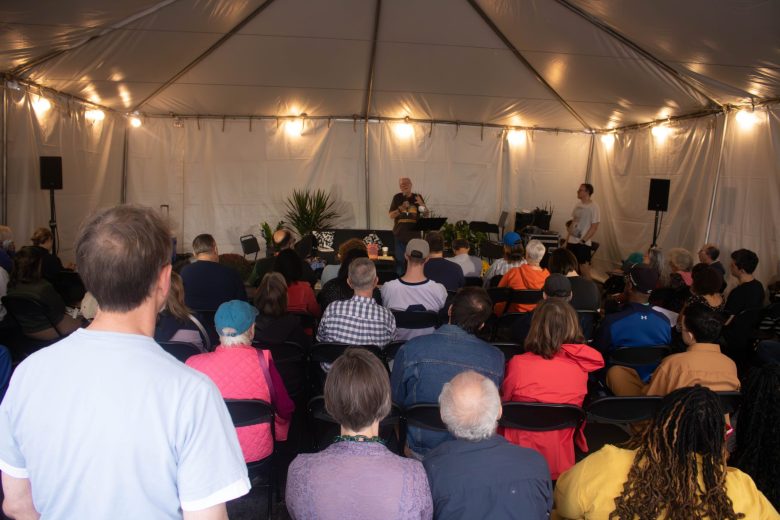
[732, 364, 780, 509]
[611, 386, 744, 520]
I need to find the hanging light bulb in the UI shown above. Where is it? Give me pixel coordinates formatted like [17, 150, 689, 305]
[394, 116, 414, 139]
[85, 109, 105, 122]
[32, 95, 51, 114]
[506, 129, 526, 146]
[651, 124, 671, 141]
[600, 133, 615, 146]
[129, 115, 142, 128]
[735, 108, 758, 129]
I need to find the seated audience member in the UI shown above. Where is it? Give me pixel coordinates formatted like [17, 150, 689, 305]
[392, 287, 504, 457]
[186, 300, 294, 463]
[6, 246, 82, 340]
[667, 247, 695, 287]
[496, 239, 549, 314]
[320, 238, 367, 286]
[756, 339, 780, 365]
[154, 271, 204, 348]
[423, 231, 464, 292]
[424, 371, 552, 520]
[554, 386, 778, 519]
[593, 264, 671, 381]
[684, 263, 725, 315]
[644, 246, 667, 286]
[317, 258, 396, 347]
[447, 238, 482, 277]
[275, 249, 321, 317]
[0, 224, 15, 274]
[317, 248, 369, 311]
[180, 233, 246, 310]
[253, 272, 309, 347]
[725, 248, 765, 320]
[482, 232, 525, 288]
[29, 227, 66, 282]
[286, 348, 433, 520]
[607, 303, 739, 396]
[247, 228, 316, 288]
[509, 274, 573, 345]
[381, 239, 447, 340]
[732, 364, 780, 510]
[698, 242, 727, 290]
[547, 247, 598, 311]
[501, 300, 604, 479]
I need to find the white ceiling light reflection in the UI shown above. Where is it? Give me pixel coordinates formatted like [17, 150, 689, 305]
[394, 122, 414, 139]
[129, 116, 142, 128]
[285, 118, 304, 137]
[651, 124, 671, 142]
[506, 129, 526, 146]
[735, 109, 758, 129]
[600, 133, 615, 147]
[32, 96, 51, 114]
[85, 109, 105, 122]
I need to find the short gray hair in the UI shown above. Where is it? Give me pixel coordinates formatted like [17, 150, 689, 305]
[220, 329, 253, 346]
[348, 257, 376, 291]
[439, 371, 501, 441]
[525, 239, 546, 263]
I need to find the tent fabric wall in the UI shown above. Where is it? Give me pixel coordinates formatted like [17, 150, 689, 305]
[5, 89, 123, 263]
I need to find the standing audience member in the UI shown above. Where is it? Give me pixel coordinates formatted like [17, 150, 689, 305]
[180, 233, 246, 310]
[554, 386, 777, 519]
[154, 271, 205, 348]
[253, 272, 309, 347]
[565, 183, 600, 279]
[423, 231, 464, 292]
[381, 239, 447, 340]
[0, 205, 249, 518]
[732, 364, 780, 510]
[496, 239, 549, 313]
[6, 246, 81, 340]
[447, 238, 482, 277]
[286, 348, 433, 520]
[725, 248, 765, 320]
[275, 249, 321, 317]
[317, 258, 396, 347]
[424, 371, 552, 520]
[392, 287, 504, 458]
[482, 232, 525, 288]
[501, 300, 604, 479]
[607, 303, 739, 396]
[317, 248, 369, 311]
[320, 238, 366, 286]
[187, 300, 294, 463]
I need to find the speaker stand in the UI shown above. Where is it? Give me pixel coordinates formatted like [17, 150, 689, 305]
[48, 188, 58, 255]
[651, 210, 663, 248]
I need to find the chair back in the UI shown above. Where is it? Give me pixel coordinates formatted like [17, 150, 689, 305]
[307, 395, 402, 451]
[509, 289, 544, 306]
[464, 276, 483, 287]
[488, 274, 503, 288]
[404, 403, 448, 432]
[192, 308, 218, 350]
[492, 342, 525, 362]
[487, 287, 512, 307]
[310, 343, 385, 395]
[377, 271, 399, 285]
[188, 313, 212, 351]
[224, 398, 275, 429]
[240, 235, 260, 256]
[609, 345, 670, 368]
[723, 307, 764, 364]
[2, 295, 64, 337]
[383, 340, 406, 363]
[479, 240, 504, 261]
[586, 396, 663, 425]
[253, 340, 307, 401]
[390, 310, 441, 330]
[716, 391, 742, 416]
[158, 341, 204, 363]
[577, 310, 599, 340]
[292, 312, 318, 337]
[499, 402, 585, 432]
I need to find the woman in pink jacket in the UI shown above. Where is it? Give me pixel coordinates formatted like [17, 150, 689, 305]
[501, 299, 604, 479]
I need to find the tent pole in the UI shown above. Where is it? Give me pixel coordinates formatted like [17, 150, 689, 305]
[704, 111, 729, 243]
[362, 0, 382, 228]
[121, 126, 129, 204]
[585, 132, 595, 183]
[1, 77, 7, 223]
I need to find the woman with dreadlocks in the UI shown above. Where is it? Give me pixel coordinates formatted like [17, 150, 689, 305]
[553, 386, 777, 519]
[732, 363, 780, 510]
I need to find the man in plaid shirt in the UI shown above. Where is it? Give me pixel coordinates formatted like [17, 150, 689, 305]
[316, 257, 396, 346]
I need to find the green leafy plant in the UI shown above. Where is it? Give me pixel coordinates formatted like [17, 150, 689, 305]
[441, 220, 487, 255]
[260, 220, 285, 248]
[284, 189, 339, 236]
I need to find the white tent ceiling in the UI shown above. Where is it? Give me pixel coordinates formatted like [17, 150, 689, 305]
[2, 0, 778, 131]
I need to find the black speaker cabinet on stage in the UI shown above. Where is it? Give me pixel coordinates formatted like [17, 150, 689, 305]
[40, 156, 63, 190]
[647, 178, 670, 212]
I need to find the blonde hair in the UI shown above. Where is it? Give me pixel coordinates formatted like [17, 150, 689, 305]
[30, 227, 52, 246]
[165, 271, 191, 321]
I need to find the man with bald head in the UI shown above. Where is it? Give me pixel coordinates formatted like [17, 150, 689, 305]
[389, 177, 428, 275]
[423, 371, 552, 519]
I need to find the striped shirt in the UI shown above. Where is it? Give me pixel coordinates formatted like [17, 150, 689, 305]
[316, 295, 396, 347]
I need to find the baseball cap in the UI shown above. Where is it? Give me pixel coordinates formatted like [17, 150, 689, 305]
[628, 265, 659, 294]
[543, 274, 572, 297]
[406, 238, 430, 259]
[215, 300, 258, 337]
[503, 232, 522, 246]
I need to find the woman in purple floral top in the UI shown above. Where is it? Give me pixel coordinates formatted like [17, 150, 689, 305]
[286, 349, 432, 520]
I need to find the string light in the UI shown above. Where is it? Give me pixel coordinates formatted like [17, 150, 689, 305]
[735, 108, 758, 129]
[506, 129, 526, 146]
[32, 96, 51, 114]
[85, 109, 105, 122]
[600, 133, 615, 146]
[129, 115, 142, 128]
[651, 124, 671, 142]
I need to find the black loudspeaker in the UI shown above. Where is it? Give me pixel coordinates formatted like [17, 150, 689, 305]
[40, 156, 63, 190]
[647, 178, 670, 211]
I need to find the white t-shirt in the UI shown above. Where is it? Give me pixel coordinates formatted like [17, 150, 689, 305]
[447, 254, 483, 277]
[380, 279, 447, 340]
[0, 328, 250, 519]
[568, 201, 601, 246]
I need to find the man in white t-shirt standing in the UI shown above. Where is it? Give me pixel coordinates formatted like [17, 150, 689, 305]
[566, 183, 600, 280]
[0, 205, 249, 519]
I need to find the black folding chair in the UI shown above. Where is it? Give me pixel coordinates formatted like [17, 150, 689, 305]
[383, 340, 406, 364]
[403, 403, 448, 432]
[609, 346, 671, 368]
[377, 271, 399, 285]
[493, 312, 532, 341]
[224, 399, 275, 520]
[309, 343, 385, 394]
[492, 342, 525, 362]
[307, 395, 403, 452]
[716, 391, 742, 416]
[2, 294, 65, 337]
[158, 341, 205, 363]
[487, 287, 512, 312]
[390, 310, 441, 330]
[508, 289, 544, 310]
[252, 341, 308, 402]
[499, 402, 586, 432]
[584, 396, 663, 453]
[292, 312, 318, 338]
[479, 240, 504, 262]
[192, 308, 218, 350]
[464, 276, 483, 287]
[576, 310, 599, 341]
[723, 307, 764, 368]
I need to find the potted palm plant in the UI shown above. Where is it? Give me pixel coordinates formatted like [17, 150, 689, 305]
[283, 189, 339, 237]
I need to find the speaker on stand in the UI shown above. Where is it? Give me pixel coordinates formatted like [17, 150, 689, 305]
[647, 178, 670, 248]
[40, 156, 63, 254]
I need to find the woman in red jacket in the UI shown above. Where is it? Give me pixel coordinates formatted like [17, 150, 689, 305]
[501, 299, 604, 479]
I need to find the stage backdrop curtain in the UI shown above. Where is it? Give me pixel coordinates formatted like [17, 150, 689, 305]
[708, 106, 780, 287]
[127, 118, 366, 253]
[589, 115, 724, 276]
[5, 88, 124, 263]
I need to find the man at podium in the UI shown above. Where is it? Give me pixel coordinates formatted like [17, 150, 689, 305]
[389, 177, 429, 275]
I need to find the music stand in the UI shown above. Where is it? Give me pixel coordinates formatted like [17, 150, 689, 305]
[414, 218, 448, 239]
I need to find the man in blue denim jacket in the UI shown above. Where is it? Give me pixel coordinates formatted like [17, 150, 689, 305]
[391, 287, 504, 458]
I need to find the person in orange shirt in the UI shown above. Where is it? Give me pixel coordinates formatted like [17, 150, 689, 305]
[496, 239, 549, 314]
